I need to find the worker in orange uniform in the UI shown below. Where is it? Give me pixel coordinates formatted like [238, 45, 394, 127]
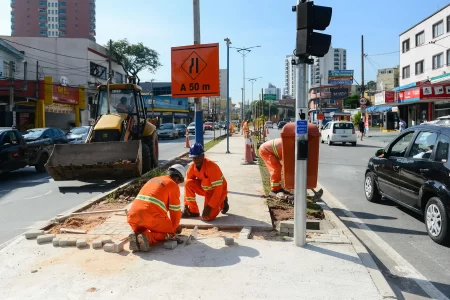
[127, 164, 186, 251]
[259, 138, 291, 197]
[182, 143, 229, 220]
[243, 120, 249, 137]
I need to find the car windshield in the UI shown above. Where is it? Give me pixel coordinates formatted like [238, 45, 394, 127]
[333, 123, 354, 129]
[176, 124, 186, 128]
[68, 127, 88, 135]
[436, 119, 450, 125]
[189, 123, 195, 127]
[98, 89, 137, 115]
[160, 124, 173, 130]
[24, 129, 45, 138]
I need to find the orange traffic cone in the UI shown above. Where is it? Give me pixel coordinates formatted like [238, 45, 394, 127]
[185, 128, 190, 148]
[250, 134, 257, 160]
[242, 131, 255, 165]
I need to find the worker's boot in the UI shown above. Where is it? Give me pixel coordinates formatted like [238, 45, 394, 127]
[128, 232, 140, 251]
[137, 234, 150, 252]
[221, 197, 230, 214]
[182, 206, 200, 218]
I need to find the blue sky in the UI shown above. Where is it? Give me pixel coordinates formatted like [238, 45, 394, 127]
[1, 0, 449, 104]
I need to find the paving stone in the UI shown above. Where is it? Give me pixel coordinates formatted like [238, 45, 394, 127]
[239, 227, 252, 239]
[164, 240, 177, 250]
[280, 221, 294, 229]
[36, 234, 55, 244]
[24, 229, 45, 240]
[67, 237, 77, 246]
[224, 237, 234, 245]
[76, 239, 87, 248]
[280, 232, 289, 237]
[58, 237, 69, 246]
[92, 240, 103, 249]
[280, 227, 290, 233]
[103, 244, 115, 253]
[52, 238, 60, 247]
[102, 238, 113, 245]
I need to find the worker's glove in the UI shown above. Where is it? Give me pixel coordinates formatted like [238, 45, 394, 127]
[202, 205, 212, 218]
[175, 225, 182, 234]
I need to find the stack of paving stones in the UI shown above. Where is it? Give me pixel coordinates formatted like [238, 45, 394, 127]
[23, 229, 128, 253]
[279, 221, 351, 244]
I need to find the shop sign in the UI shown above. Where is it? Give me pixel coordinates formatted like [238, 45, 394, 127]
[421, 85, 450, 100]
[375, 91, 395, 105]
[45, 103, 75, 114]
[397, 88, 420, 102]
[330, 88, 348, 100]
[53, 85, 79, 105]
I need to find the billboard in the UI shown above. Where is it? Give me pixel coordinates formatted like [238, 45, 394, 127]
[330, 88, 348, 100]
[328, 70, 354, 85]
[374, 91, 395, 105]
[143, 95, 189, 111]
[263, 94, 276, 101]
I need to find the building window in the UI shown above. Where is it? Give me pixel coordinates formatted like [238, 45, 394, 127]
[59, 9, 66, 14]
[433, 53, 443, 69]
[59, 16, 65, 21]
[39, 22, 46, 28]
[51, 24, 54, 29]
[55, 2, 57, 7]
[447, 49, 450, 66]
[89, 10, 95, 16]
[115, 72, 123, 83]
[402, 66, 410, 79]
[59, 23, 66, 29]
[60, 31, 65, 36]
[55, 17, 58, 21]
[415, 60, 424, 75]
[39, 30, 47, 35]
[433, 21, 444, 38]
[415, 31, 425, 46]
[388, 70, 393, 74]
[41, 16, 47, 21]
[89, 3, 94, 8]
[90, 17, 95, 23]
[89, 24, 95, 30]
[48, 9, 50, 14]
[59, 1, 66, 6]
[39, 0, 46, 6]
[402, 39, 410, 52]
[447, 16, 450, 32]
[380, 71, 386, 74]
[90, 62, 107, 80]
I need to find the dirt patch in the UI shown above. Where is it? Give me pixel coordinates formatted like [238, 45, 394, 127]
[251, 230, 312, 241]
[265, 196, 325, 223]
[180, 227, 240, 239]
[48, 215, 109, 234]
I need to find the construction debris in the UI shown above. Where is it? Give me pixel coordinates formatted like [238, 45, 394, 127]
[224, 237, 234, 245]
[164, 240, 178, 250]
[24, 229, 44, 240]
[59, 228, 87, 234]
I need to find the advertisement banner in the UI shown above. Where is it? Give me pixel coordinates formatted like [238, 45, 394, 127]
[53, 85, 79, 105]
[328, 70, 354, 85]
[143, 95, 189, 111]
[330, 88, 348, 100]
[397, 88, 420, 102]
[374, 91, 395, 105]
[421, 85, 450, 100]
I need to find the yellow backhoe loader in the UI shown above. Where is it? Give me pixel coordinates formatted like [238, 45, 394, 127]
[45, 77, 159, 181]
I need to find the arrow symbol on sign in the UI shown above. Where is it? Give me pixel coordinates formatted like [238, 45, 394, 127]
[189, 57, 199, 74]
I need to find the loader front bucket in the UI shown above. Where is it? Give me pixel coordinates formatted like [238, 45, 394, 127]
[45, 141, 143, 181]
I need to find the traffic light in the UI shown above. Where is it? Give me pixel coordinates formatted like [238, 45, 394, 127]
[294, 1, 332, 57]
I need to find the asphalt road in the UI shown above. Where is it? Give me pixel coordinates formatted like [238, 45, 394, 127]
[268, 127, 450, 299]
[0, 129, 225, 246]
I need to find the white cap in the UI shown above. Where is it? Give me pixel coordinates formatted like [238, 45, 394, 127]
[168, 164, 186, 182]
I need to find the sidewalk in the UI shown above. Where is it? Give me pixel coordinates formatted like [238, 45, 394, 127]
[0, 134, 392, 299]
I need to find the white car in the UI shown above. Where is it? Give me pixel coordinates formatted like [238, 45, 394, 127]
[321, 121, 357, 146]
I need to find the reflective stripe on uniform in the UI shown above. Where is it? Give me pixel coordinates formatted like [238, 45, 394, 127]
[272, 140, 280, 159]
[202, 185, 213, 191]
[185, 197, 196, 202]
[135, 194, 167, 212]
[169, 204, 181, 211]
[211, 175, 224, 187]
[271, 181, 282, 187]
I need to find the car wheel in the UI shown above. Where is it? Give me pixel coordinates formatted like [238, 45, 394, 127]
[364, 171, 381, 203]
[321, 138, 324, 144]
[352, 142, 357, 146]
[327, 136, 333, 146]
[425, 197, 450, 245]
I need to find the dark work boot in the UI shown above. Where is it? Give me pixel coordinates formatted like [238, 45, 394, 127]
[129, 232, 140, 251]
[182, 206, 200, 218]
[221, 197, 230, 214]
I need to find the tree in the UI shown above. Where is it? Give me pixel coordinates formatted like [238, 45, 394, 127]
[343, 94, 360, 109]
[353, 111, 361, 126]
[106, 39, 161, 82]
[366, 80, 377, 94]
[248, 100, 279, 120]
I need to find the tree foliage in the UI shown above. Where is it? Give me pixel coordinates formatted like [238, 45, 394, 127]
[247, 100, 279, 120]
[366, 80, 377, 95]
[353, 111, 362, 126]
[344, 94, 360, 109]
[106, 39, 161, 81]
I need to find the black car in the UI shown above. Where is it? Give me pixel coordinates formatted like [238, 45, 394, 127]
[364, 124, 450, 245]
[23, 127, 68, 144]
[175, 124, 187, 137]
[278, 121, 287, 130]
[66, 126, 91, 143]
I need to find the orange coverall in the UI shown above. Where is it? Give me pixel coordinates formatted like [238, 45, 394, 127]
[127, 175, 181, 245]
[259, 138, 283, 192]
[184, 157, 228, 221]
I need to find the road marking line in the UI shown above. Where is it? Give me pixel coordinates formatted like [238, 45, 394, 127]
[23, 189, 52, 200]
[319, 183, 449, 300]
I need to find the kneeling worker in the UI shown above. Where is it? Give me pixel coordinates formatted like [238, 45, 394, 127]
[182, 143, 229, 220]
[127, 164, 186, 251]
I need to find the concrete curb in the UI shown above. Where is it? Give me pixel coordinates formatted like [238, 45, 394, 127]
[317, 183, 397, 299]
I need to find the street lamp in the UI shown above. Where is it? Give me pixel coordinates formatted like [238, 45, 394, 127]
[231, 45, 261, 121]
[247, 77, 262, 121]
[224, 37, 231, 153]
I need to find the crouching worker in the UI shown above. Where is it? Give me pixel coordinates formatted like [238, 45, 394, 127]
[127, 164, 186, 251]
[182, 143, 229, 220]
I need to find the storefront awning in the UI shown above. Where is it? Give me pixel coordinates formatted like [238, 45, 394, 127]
[366, 106, 392, 113]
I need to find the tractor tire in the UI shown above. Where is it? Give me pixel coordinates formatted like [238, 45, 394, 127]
[149, 131, 159, 169]
[141, 142, 152, 175]
[35, 153, 49, 173]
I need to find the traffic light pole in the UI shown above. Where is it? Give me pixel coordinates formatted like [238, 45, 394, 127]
[193, 0, 204, 147]
[294, 56, 308, 247]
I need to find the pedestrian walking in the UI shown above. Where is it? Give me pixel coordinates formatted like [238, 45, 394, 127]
[358, 119, 365, 141]
[399, 119, 406, 133]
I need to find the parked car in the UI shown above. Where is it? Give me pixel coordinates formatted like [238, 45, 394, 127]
[213, 123, 220, 130]
[364, 124, 450, 245]
[187, 122, 206, 134]
[175, 124, 187, 137]
[66, 126, 91, 143]
[219, 122, 226, 129]
[0, 127, 53, 174]
[320, 121, 357, 146]
[23, 127, 68, 144]
[204, 122, 214, 131]
[157, 123, 179, 139]
[265, 121, 273, 129]
[278, 121, 287, 130]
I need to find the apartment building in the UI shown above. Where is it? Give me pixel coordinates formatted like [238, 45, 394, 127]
[310, 47, 347, 88]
